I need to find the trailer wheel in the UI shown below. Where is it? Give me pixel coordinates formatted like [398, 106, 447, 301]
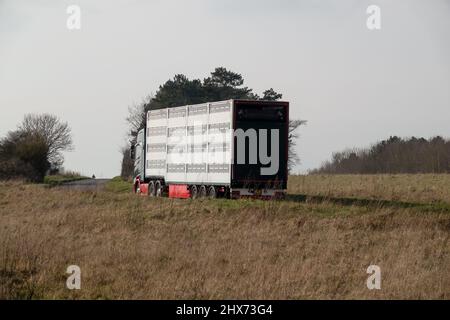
[155, 181, 162, 197]
[199, 185, 207, 198]
[190, 185, 198, 199]
[148, 181, 155, 197]
[208, 186, 217, 199]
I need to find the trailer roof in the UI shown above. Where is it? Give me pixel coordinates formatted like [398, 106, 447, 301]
[147, 99, 289, 111]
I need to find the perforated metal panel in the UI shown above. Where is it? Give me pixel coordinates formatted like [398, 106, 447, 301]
[145, 100, 233, 185]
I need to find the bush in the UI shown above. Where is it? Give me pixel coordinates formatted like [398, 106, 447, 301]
[0, 132, 50, 182]
[0, 113, 73, 183]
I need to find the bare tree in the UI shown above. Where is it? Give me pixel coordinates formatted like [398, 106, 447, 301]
[288, 119, 307, 173]
[121, 95, 152, 178]
[19, 114, 73, 167]
[126, 95, 152, 138]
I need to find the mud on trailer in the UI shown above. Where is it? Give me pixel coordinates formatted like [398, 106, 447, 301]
[130, 99, 289, 199]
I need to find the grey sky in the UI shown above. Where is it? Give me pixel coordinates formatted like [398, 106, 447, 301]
[1, 0, 449, 177]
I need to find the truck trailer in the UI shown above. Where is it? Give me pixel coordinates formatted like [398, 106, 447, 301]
[131, 99, 289, 199]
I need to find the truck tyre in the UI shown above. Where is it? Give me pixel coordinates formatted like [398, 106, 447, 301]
[148, 181, 155, 197]
[155, 181, 162, 197]
[190, 185, 198, 199]
[199, 185, 207, 198]
[208, 186, 217, 199]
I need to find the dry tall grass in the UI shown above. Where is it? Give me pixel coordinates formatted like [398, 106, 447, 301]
[0, 181, 448, 299]
[290, 174, 450, 204]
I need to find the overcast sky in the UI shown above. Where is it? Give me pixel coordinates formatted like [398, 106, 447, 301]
[1, 0, 449, 177]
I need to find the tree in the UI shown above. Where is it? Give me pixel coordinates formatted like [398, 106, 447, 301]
[0, 130, 50, 182]
[121, 96, 153, 178]
[288, 119, 307, 173]
[262, 88, 283, 101]
[0, 114, 73, 182]
[148, 74, 205, 110]
[19, 114, 73, 168]
[205, 67, 244, 87]
[203, 67, 256, 101]
[126, 96, 151, 138]
[258, 88, 307, 172]
[311, 136, 450, 174]
[120, 146, 134, 180]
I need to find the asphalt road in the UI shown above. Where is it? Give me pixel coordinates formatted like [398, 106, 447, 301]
[59, 178, 110, 191]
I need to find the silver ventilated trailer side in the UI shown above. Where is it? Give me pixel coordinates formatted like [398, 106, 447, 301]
[145, 108, 167, 179]
[145, 100, 233, 186]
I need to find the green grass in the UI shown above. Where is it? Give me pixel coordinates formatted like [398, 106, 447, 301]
[105, 176, 133, 193]
[43, 173, 89, 186]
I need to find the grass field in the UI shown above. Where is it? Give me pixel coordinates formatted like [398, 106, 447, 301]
[289, 174, 450, 204]
[0, 176, 449, 299]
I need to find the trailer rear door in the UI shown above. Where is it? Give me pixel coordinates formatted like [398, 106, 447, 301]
[232, 100, 289, 189]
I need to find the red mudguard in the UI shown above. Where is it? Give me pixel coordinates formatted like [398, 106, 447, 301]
[169, 184, 190, 199]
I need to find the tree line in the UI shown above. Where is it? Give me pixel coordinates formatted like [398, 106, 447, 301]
[311, 136, 450, 174]
[121, 67, 306, 178]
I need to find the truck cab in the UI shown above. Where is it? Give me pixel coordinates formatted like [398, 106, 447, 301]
[131, 128, 145, 192]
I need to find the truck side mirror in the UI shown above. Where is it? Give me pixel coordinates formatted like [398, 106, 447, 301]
[130, 145, 135, 160]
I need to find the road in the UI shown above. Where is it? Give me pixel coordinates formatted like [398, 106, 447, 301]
[59, 178, 110, 191]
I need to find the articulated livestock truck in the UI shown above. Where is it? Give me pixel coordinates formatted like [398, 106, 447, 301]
[130, 99, 289, 199]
